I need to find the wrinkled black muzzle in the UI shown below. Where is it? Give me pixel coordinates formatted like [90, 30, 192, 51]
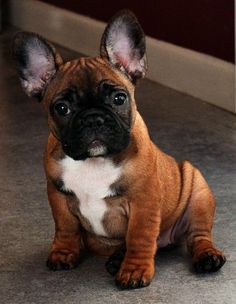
[62, 107, 131, 160]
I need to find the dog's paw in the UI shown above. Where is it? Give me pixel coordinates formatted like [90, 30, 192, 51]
[115, 261, 154, 289]
[194, 251, 226, 273]
[105, 246, 126, 276]
[46, 249, 80, 271]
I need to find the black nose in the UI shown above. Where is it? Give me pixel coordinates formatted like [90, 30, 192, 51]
[83, 114, 105, 128]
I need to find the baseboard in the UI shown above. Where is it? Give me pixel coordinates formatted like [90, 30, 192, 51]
[7, 0, 235, 113]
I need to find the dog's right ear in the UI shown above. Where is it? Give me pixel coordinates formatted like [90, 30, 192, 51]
[100, 10, 147, 84]
[12, 32, 63, 100]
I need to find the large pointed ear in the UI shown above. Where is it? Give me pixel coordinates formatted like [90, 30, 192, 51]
[100, 10, 147, 83]
[12, 32, 63, 100]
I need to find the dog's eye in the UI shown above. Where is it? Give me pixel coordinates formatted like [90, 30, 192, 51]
[54, 102, 71, 116]
[113, 92, 127, 106]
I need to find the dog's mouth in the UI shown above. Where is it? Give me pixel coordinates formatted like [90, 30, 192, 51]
[62, 138, 108, 159]
[87, 139, 107, 157]
[60, 108, 131, 160]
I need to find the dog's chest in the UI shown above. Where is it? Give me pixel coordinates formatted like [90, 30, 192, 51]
[60, 156, 122, 236]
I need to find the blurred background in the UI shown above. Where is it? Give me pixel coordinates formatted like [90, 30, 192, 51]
[40, 0, 234, 63]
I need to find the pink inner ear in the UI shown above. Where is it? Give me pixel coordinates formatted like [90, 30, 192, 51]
[107, 27, 135, 71]
[113, 50, 145, 78]
[29, 50, 53, 79]
[107, 28, 144, 76]
[114, 52, 130, 69]
[21, 50, 56, 97]
[104, 18, 146, 80]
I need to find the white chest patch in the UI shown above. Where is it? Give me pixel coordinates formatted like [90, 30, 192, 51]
[60, 156, 122, 236]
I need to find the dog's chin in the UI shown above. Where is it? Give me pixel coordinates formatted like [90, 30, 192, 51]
[63, 139, 108, 160]
[62, 133, 131, 160]
[87, 140, 107, 157]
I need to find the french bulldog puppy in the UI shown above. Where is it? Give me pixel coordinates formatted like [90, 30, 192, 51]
[13, 10, 225, 289]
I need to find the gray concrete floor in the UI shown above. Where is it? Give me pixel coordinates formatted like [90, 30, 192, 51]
[0, 29, 236, 304]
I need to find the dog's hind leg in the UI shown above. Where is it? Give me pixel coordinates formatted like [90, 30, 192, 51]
[105, 245, 126, 276]
[186, 168, 226, 273]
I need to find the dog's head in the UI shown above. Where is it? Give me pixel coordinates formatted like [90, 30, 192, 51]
[13, 10, 147, 160]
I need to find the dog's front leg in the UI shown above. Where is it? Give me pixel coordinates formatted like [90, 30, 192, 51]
[46, 181, 82, 271]
[115, 195, 161, 289]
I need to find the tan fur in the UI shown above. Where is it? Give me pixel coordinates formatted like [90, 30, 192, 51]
[43, 56, 225, 286]
[13, 13, 225, 288]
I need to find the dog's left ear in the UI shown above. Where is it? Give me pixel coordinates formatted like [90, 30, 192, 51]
[100, 10, 147, 83]
[12, 32, 63, 100]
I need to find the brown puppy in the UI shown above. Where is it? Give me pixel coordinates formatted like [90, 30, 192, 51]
[13, 10, 225, 289]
